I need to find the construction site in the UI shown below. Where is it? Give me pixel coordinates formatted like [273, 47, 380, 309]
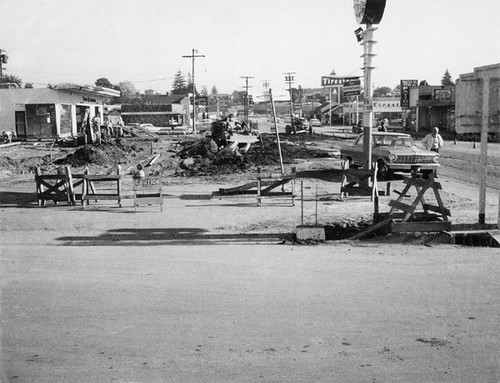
[2, 124, 500, 382]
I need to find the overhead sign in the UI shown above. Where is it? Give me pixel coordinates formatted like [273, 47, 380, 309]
[193, 96, 208, 106]
[353, 0, 387, 24]
[400, 79, 418, 108]
[343, 78, 361, 96]
[321, 76, 359, 88]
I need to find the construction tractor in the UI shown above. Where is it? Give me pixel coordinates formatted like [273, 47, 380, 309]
[285, 117, 308, 134]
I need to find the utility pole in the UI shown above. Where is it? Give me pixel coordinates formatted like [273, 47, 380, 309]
[240, 76, 254, 125]
[284, 72, 296, 133]
[182, 49, 205, 133]
[262, 80, 271, 117]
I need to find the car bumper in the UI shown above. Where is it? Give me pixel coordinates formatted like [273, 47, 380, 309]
[389, 163, 439, 170]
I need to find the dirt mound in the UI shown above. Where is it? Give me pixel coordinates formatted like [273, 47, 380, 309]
[175, 134, 332, 176]
[56, 142, 129, 167]
[0, 154, 51, 174]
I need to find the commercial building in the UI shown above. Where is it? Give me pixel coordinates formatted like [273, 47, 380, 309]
[0, 85, 119, 139]
[455, 63, 500, 139]
[120, 94, 191, 127]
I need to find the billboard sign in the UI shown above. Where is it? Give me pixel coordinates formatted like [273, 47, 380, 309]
[400, 79, 418, 108]
[343, 77, 361, 96]
[322, 76, 360, 88]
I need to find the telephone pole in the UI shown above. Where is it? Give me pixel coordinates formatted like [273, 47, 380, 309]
[262, 80, 271, 117]
[240, 76, 254, 124]
[182, 49, 205, 133]
[284, 72, 296, 132]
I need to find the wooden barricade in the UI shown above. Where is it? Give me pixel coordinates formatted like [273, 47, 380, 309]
[384, 175, 451, 232]
[82, 166, 122, 208]
[132, 176, 163, 213]
[340, 161, 379, 201]
[217, 168, 296, 206]
[35, 166, 71, 206]
[256, 168, 296, 206]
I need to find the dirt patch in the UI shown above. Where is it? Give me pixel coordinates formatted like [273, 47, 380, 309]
[172, 134, 334, 177]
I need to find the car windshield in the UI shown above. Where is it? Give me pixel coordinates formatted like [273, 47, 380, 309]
[373, 135, 414, 147]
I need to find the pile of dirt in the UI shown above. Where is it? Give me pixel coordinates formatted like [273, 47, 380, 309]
[175, 134, 332, 176]
[0, 154, 52, 174]
[55, 142, 130, 167]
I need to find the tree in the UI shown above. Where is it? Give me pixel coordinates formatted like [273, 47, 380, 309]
[0, 74, 22, 87]
[200, 86, 208, 97]
[391, 84, 401, 98]
[441, 69, 454, 86]
[24, 83, 33, 88]
[211, 85, 218, 96]
[116, 81, 138, 98]
[95, 77, 113, 88]
[172, 70, 187, 94]
[373, 86, 392, 97]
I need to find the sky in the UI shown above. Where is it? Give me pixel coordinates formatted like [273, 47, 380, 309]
[1, 0, 499, 97]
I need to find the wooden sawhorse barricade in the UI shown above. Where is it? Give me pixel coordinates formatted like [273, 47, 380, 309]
[340, 161, 383, 201]
[218, 168, 296, 206]
[35, 166, 72, 206]
[257, 169, 296, 206]
[81, 166, 123, 208]
[35, 165, 86, 206]
[132, 176, 163, 212]
[36, 165, 124, 208]
[384, 175, 451, 232]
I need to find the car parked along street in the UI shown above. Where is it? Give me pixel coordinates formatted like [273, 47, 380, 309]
[340, 132, 439, 179]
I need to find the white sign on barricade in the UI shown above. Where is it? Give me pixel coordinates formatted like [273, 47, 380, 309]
[133, 177, 163, 212]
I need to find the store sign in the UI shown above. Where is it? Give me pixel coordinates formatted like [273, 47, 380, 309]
[343, 78, 361, 96]
[434, 89, 452, 101]
[353, 0, 387, 25]
[400, 79, 418, 108]
[321, 76, 352, 87]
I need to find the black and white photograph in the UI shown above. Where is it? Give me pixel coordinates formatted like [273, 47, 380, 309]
[1, 0, 499, 381]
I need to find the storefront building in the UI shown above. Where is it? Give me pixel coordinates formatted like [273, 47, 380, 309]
[416, 85, 455, 133]
[0, 85, 119, 139]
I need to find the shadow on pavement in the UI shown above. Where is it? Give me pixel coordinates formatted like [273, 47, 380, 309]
[0, 191, 38, 207]
[56, 227, 290, 246]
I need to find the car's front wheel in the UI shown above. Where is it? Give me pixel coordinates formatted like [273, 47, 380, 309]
[377, 160, 393, 180]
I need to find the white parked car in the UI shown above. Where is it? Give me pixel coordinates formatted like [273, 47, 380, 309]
[195, 119, 213, 133]
[309, 118, 322, 127]
[138, 123, 161, 134]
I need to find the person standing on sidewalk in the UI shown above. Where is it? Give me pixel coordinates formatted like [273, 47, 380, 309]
[422, 127, 444, 177]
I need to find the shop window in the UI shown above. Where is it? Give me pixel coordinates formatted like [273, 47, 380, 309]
[60, 104, 73, 135]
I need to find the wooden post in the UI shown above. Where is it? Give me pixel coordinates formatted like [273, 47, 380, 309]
[65, 165, 75, 205]
[478, 76, 489, 224]
[117, 165, 122, 208]
[301, 180, 304, 226]
[498, 192, 500, 228]
[315, 184, 318, 226]
[35, 167, 44, 206]
[268, 89, 285, 174]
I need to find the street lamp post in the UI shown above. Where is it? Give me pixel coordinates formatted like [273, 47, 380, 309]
[352, 0, 386, 171]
